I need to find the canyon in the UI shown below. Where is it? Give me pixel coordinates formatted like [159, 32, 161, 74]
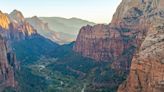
[0, 0, 163, 92]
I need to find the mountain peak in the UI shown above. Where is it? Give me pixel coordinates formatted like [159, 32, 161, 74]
[10, 9, 24, 17]
[9, 9, 25, 23]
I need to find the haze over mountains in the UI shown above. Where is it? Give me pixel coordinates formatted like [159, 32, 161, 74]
[0, 0, 163, 92]
[26, 16, 95, 44]
[5, 9, 96, 44]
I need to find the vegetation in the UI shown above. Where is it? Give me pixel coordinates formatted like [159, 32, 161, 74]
[12, 42, 126, 92]
[15, 67, 48, 92]
[12, 35, 59, 64]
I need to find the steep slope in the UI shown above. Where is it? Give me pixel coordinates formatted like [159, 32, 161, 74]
[117, 0, 164, 92]
[74, 1, 149, 71]
[0, 35, 18, 92]
[118, 22, 164, 92]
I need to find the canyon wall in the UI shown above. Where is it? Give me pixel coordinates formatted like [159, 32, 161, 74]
[0, 35, 18, 91]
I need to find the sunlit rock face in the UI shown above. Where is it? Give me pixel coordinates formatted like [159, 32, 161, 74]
[0, 10, 37, 43]
[0, 11, 10, 30]
[8, 10, 37, 37]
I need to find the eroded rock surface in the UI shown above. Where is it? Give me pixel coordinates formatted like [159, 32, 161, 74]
[0, 35, 18, 92]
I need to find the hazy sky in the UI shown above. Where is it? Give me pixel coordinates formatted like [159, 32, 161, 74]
[0, 0, 122, 23]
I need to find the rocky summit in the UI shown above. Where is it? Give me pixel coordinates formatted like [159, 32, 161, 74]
[0, 10, 37, 43]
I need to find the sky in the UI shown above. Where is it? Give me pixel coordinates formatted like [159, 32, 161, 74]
[0, 0, 122, 23]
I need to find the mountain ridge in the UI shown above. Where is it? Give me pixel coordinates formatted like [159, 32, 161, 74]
[26, 16, 95, 44]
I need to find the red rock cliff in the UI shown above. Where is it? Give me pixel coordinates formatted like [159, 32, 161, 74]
[0, 10, 37, 42]
[0, 35, 18, 91]
[117, 0, 164, 91]
[73, 0, 149, 71]
[74, 2, 164, 92]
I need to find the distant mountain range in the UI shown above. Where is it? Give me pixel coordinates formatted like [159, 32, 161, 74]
[26, 16, 95, 44]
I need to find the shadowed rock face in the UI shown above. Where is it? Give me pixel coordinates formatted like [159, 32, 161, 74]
[118, 24, 164, 92]
[116, 0, 164, 92]
[0, 35, 18, 91]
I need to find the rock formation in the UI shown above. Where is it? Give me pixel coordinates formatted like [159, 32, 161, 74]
[0, 11, 10, 30]
[0, 10, 38, 50]
[9, 9, 25, 24]
[0, 34, 18, 92]
[74, 1, 164, 91]
[117, 0, 164, 92]
[74, 0, 149, 71]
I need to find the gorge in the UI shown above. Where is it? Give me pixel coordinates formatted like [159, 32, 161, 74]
[0, 0, 163, 92]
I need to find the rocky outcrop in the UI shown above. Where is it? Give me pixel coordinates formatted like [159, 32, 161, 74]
[118, 23, 164, 92]
[117, 0, 164, 91]
[0, 10, 37, 41]
[0, 35, 18, 91]
[8, 10, 37, 37]
[9, 9, 25, 24]
[0, 10, 37, 48]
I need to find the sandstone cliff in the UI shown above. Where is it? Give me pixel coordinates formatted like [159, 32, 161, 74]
[0, 35, 18, 92]
[118, 22, 164, 92]
[73, 0, 149, 71]
[0, 10, 37, 48]
[74, 0, 164, 91]
[117, 0, 164, 92]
